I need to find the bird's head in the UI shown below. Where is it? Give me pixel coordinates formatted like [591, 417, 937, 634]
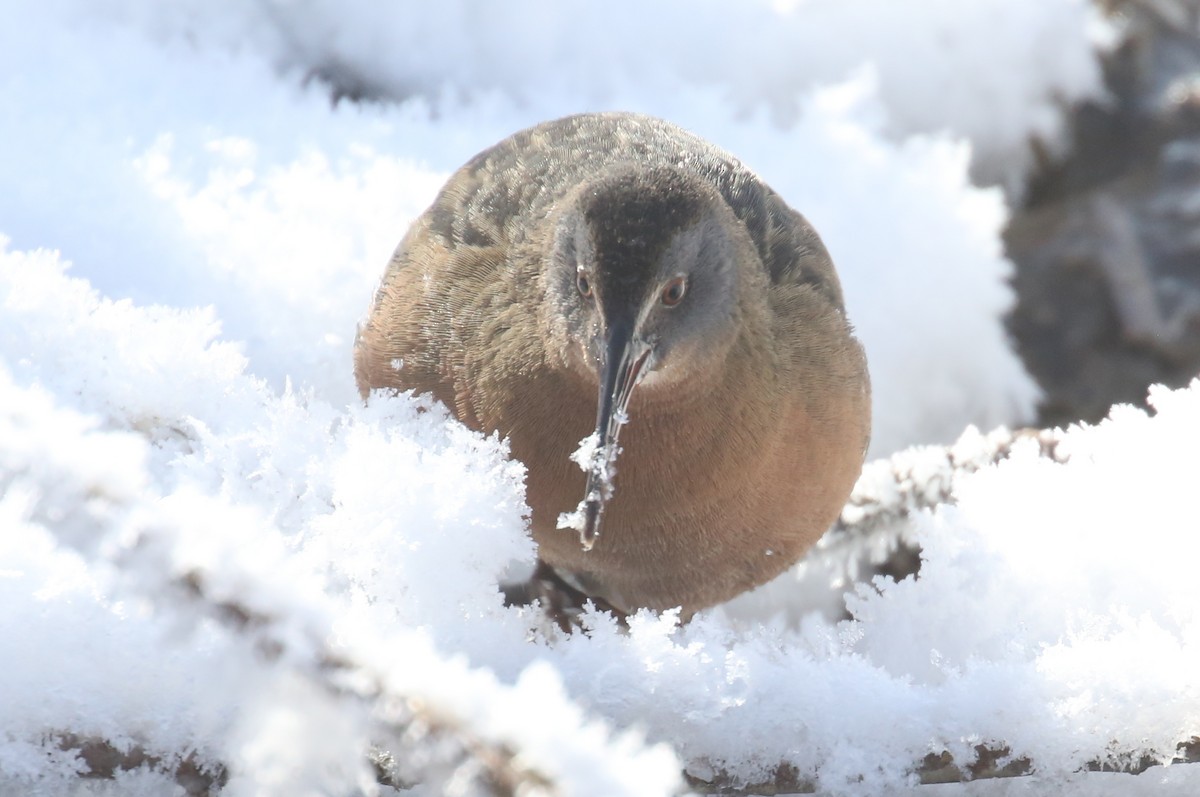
[543, 165, 744, 548]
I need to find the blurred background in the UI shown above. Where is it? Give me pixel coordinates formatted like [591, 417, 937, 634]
[1007, 0, 1200, 427]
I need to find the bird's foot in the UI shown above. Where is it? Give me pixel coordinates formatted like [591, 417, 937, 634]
[502, 560, 628, 634]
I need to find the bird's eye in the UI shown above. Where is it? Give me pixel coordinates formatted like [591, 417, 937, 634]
[661, 276, 688, 307]
[576, 272, 592, 298]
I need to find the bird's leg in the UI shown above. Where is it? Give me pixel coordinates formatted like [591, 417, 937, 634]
[501, 560, 629, 633]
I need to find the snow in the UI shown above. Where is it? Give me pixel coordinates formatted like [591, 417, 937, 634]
[558, 425, 626, 548]
[4, 1, 1198, 795]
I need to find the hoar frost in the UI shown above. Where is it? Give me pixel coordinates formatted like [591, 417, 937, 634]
[557, 431, 620, 544]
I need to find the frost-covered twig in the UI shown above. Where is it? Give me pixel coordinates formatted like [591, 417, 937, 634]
[814, 425, 1067, 580]
[2, 377, 677, 797]
[833, 425, 1066, 541]
[170, 568, 556, 796]
[22, 476, 559, 793]
[686, 738, 1200, 794]
[49, 734, 225, 796]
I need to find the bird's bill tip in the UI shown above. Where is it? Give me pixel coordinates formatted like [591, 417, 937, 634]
[572, 320, 650, 549]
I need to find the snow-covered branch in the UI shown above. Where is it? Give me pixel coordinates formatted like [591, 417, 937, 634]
[687, 738, 1200, 794]
[0, 372, 678, 796]
[817, 425, 1067, 581]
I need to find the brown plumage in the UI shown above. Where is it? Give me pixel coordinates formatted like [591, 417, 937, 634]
[354, 112, 870, 617]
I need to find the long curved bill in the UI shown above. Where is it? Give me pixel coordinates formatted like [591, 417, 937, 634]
[558, 317, 650, 550]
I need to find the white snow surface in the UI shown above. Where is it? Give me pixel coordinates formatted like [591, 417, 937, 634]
[5, 2, 1199, 795]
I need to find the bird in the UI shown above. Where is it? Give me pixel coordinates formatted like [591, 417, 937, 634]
[354, 112, 871, 618]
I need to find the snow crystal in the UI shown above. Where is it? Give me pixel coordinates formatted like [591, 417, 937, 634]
[557, 503, 589, 535]
[557, 432, 609, 538]
[568, 431, 603, 472]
